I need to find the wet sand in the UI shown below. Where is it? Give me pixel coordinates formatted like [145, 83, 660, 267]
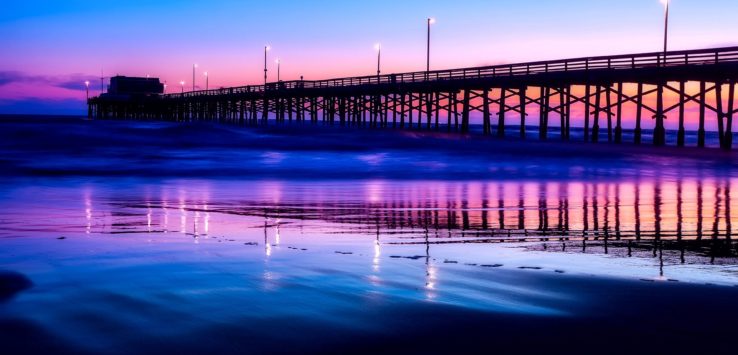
[2, 231, 738, 355]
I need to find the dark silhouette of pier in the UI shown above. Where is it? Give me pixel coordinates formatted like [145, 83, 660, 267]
[88, 47, 738, 149]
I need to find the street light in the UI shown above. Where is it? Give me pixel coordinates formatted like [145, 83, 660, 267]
[204, 71, 209, 90]
[655, 0, 671, 146]
[180, 81, 185, 94]
[661, 0, 670, 56]
[374, 43, 382, 76]
[264, 45, 271, 85]
[275, 58, 281, 82]
[192, 63, 198, 91]
[84, 80, 90, 100]
[426, 17, 436, 74]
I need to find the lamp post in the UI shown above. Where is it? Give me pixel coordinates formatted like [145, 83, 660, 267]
[426, 17, 435, 74]
[180, 81, 185, 94]
[264, 45, 271, 85]
[374, 43, 382, 76]
[204, 72, 209, 90]
[275, 58, 281, 82]
[84, 80, 90, 100]
[654, 0, 671, 146]
[661, 0, 670, 56]
[192, 64, 198, 91]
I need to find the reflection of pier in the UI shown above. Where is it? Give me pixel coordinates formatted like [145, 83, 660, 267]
[89, 47, 738, 149]
[108, 178, 738, 262]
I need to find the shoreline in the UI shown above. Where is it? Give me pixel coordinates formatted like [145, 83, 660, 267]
[1, 115, 736, 180]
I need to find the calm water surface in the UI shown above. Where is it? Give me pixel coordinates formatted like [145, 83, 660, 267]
[2, 178, 738, 354]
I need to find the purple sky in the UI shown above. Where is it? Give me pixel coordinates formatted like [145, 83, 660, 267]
[1, 0, 737, 115]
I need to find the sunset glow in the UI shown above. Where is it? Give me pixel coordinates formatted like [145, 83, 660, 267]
[2, 0, 738, 114]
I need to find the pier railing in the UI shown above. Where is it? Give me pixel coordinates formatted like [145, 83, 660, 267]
[165, 46, 738, 99]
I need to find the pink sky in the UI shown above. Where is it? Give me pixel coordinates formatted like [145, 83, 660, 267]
[1, 0, 737, 118]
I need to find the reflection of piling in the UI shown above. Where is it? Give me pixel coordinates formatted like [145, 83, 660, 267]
[677, 181, 683, 241]
[635, 185, 642, 240]
[118, 179, 738, 265]
[654, 184, 662, 241]
[615, 184, 622, 240]
[698, 184, 704, 240]
[516, 185, 524, 230]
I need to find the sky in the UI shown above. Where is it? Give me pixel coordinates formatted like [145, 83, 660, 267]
[1, 0, 737, 115]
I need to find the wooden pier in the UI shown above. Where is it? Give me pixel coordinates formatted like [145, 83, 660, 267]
[88, 47, 738, 149]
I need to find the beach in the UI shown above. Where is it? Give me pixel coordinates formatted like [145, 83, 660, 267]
[1, 116, 738, 354]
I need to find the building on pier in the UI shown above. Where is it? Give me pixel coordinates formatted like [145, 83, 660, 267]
[105, 76, 164, 97]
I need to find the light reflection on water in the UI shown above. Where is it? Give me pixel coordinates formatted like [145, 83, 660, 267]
[1, 178, 738, 285]
[87, 179, 738, 244]
[4, 178, 738, 354]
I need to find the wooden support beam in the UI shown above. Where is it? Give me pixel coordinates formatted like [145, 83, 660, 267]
[498, 88, 507, 138]
[483, 88, 491, 135]
[541, 87, 550, 140]
[725, 81, 735, 150]
[698, 82, 706, 147]
[584, 85, 591, 142]
[592, 86, 601, 143]
[519, 87, 526, 139]
[392, 94, 398, 128]
[615, 83, 623, 144]
[462, 89, 471, 133]
[383, 94, 389, 128]
[434, 92, 440, 131]
[677, 81, 686, 147]
[565, 86, 571, 140]
[361, 96, 367, 126]
[408, 93, 414, 130]
[262, 96, 269, 122]
[446, 92, 452, 132]
[654, 83, 666, 146]
[400, 93, 406, 129]
[426, 92, 433, 130]
[717, 83, 725, 148]
[635, 83, 643, 145]
[559, 88, 566, 140]
[339, 97, 346, 126]
[453, 93, 459, 132]
[288, 97, 294, 123]
[606, 85, 613, 143]
[539, 87, 546, 140]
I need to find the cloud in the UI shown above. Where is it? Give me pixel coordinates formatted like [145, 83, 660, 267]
[0, 71, 98, 91]
[0, 97, 85, 115]
[56, 74, 101, 91]
[0, 71, 30, 86]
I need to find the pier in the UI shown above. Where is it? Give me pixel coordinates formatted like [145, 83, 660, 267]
[88, 46, 738, 149]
